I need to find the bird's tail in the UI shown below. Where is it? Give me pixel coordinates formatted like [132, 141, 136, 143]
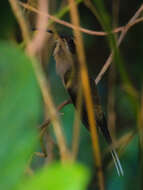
[110, 149, 124, 176]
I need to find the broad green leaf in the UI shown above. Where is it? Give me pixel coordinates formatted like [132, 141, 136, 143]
[0, 42, 42, 190]
[20, 162, 90, 190]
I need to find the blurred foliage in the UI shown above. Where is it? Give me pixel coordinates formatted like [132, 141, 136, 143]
[0, 42, 41, 189]
[0, 0, 143, 190]
[19, 162, 90, 190]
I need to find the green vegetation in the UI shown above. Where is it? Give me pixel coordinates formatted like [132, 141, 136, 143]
[0, 0, 143, 190]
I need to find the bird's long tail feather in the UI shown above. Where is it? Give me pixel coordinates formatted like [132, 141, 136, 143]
[110, 149, 124, 176]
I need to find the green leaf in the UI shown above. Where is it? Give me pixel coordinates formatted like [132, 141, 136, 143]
[20, 162, 90, 190]
[0, 41, 42, 190]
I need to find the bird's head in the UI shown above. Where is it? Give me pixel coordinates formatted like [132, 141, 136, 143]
[53, 34, 75, 57]
[32, 29, 76, 77]
[52, 33, 76, 77]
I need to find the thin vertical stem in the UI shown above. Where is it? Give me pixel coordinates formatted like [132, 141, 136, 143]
[72, 83, 82, 160]
[107, 0, 120, 140]
[9, 0, 70, 162]
[68, 0, 104, 189]
[137, 88, 143, 189]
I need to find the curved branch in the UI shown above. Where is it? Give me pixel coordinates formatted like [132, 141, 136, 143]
[95, 4, 143, 84]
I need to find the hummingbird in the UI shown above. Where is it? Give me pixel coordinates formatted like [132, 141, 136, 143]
[52, 33, 124, 176]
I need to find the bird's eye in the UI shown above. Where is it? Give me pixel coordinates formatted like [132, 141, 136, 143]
[47, 30, 53, 34]
[68, 39, 75, 54]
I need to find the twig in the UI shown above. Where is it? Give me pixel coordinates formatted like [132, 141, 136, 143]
[127, 17, 143, 28]
[39, 99, 71, 158]
[27, 0, 70, 162]
[137, 87, 143, 188]
[10, 0, 70, 161]
[34, 65, 71, 161]
[137, 88, 143, 156]
[40, 99, 71, 130]
[95, 4, 143, 84]
[44, 132, 55, 163]
[55, 0, 83, 19]
[39, 99, 71, 159]
[57, 99, 72, 110]
[105, 130, 135, 170]
[19, 1, 143, 39]
[72, 84, 82, 160]
[19, 1, 124, 36]
[68, 0, 104, 189]
[107, 0, 119, 140]
[104, 130, 135, 155]
[27, 0, 48, 55]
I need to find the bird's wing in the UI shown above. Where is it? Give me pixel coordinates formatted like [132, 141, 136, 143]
[64, 73, 112, 143]
[64, 72, 124, 176]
